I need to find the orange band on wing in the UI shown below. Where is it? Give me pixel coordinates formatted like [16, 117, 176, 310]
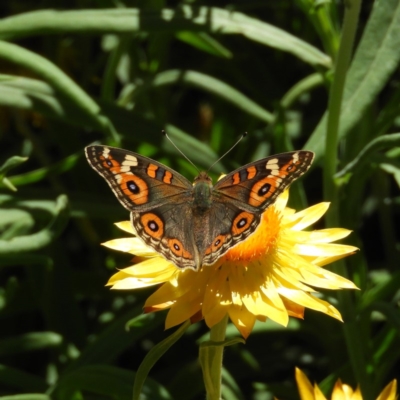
[140, 213, 164, 239]
[163, 170, 172, 184]
[247, 166, 257, 179]
[279, 160, 298, 176]
[167, 238, 193, 259]
[232, 172, 240, 185]
[147, 164, 158, 178]
[248, 177, 278, 207]
[100, 155, 121, 174]
[205, 234, 228, 255]
[120, 174, 148, 205]
[232, 212, 255, 236]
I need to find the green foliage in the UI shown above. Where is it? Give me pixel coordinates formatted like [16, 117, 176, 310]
[0, 1, 399, 399]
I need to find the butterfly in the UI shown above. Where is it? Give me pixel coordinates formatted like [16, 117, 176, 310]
[85, 145, 314, 271]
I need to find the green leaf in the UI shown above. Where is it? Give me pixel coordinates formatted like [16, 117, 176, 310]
[0, 332, 62, 357]
[9, 152, 80, 187]
[141, 70, 274, 125]
[176, 31, 232, 58]
[132, 321, 190, 400]
[199, 337, 245, 348]
[0, 364, 47, 392]
[0, 195, 69, 254]
[66, 308, 164, 371]
[0, 75, 104, 128]
[358, 271, 400, 310]
[90, 101, 221, 171]
[0, 155, 28, 192]
[0, 8, 331, 68]
[0, 395, 50, 400]
[0, 41, 117, 141]
[370, 302, 400, 330]
[0, 156, 28, 175]
[221, 368, 244, 400]
[379, 161, 400, 188]
[53, 365, 172, 400]
[335, 133, 400, 178]
[305, 0, 400, 158]
[0, 209, 34, 240]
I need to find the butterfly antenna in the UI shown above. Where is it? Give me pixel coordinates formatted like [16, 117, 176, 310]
[163, 130, 200, 173]
[207, 132, 248, 172]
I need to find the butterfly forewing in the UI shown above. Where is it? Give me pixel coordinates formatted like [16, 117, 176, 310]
[85, 145, 192, 212]
[214, 151, 314, 212]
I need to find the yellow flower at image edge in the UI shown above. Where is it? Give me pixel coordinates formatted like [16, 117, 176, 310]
[293, 368, 398, 400]
[104, 190, 358, 338]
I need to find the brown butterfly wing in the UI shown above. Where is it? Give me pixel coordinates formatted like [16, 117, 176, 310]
[201, 151, 314, 266]
[85, 145, 193, 212]
[214, 151, 314, 211]
[85, 145, 200, 269]
[200, 202, 261, 266]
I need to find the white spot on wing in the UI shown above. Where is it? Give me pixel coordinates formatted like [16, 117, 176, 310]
[266, 158, 280, 176]
[122, 155, 138, 167]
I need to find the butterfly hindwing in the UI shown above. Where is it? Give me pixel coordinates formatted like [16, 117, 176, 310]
[130, 203, 200, 270]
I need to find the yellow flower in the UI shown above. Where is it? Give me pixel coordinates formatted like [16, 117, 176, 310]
[104, 190, 358, 338]
[293, 368, 398, 400]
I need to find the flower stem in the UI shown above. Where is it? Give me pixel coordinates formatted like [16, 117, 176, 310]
[324, 0, 361, 224]
[324, 1, 373, 399]
[200, 315, 229, 400]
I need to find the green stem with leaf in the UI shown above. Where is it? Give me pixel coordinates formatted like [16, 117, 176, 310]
[324, 0, 373, 398]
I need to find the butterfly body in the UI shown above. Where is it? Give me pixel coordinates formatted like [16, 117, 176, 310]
[85, 145, 314, 271]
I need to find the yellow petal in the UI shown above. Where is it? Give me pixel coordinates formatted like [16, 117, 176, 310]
[294, 243, 358, 257]
[228, 305, 256, 339]
[281, 252, 358, 290]
[115, 220, 135, 234]
[277, 289, 343, 321]
[107, 268, 170, 288]
[259, 290, 289, 326]
[146, 280, 190, 306]
[299, 267, 358, 290]
[203, 266, 231, 314]
[331, 380, 357, 400]
[228, 268, 245, 306]
[312, 252, 359, 267]
[204, 303, 228, 329]
[272, 260, 315, 292]
[314, 384, 328, 400]
[102, 237, 155, 256]
[165, 298, 201, 329]
[110, 278, 159, 289]
[121, 258, 175, 277]
[350, 386, 363, 400]
[295, 367, 324, 400]
[377, 380, 398, 400]
[284, 203, 330, 231]
[283, 228, 353, 245]
[259, 279, 289, 324]
[308, 228, 353, 243]
[274, 189, 289, 211]
[282, 298, 305, 319]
